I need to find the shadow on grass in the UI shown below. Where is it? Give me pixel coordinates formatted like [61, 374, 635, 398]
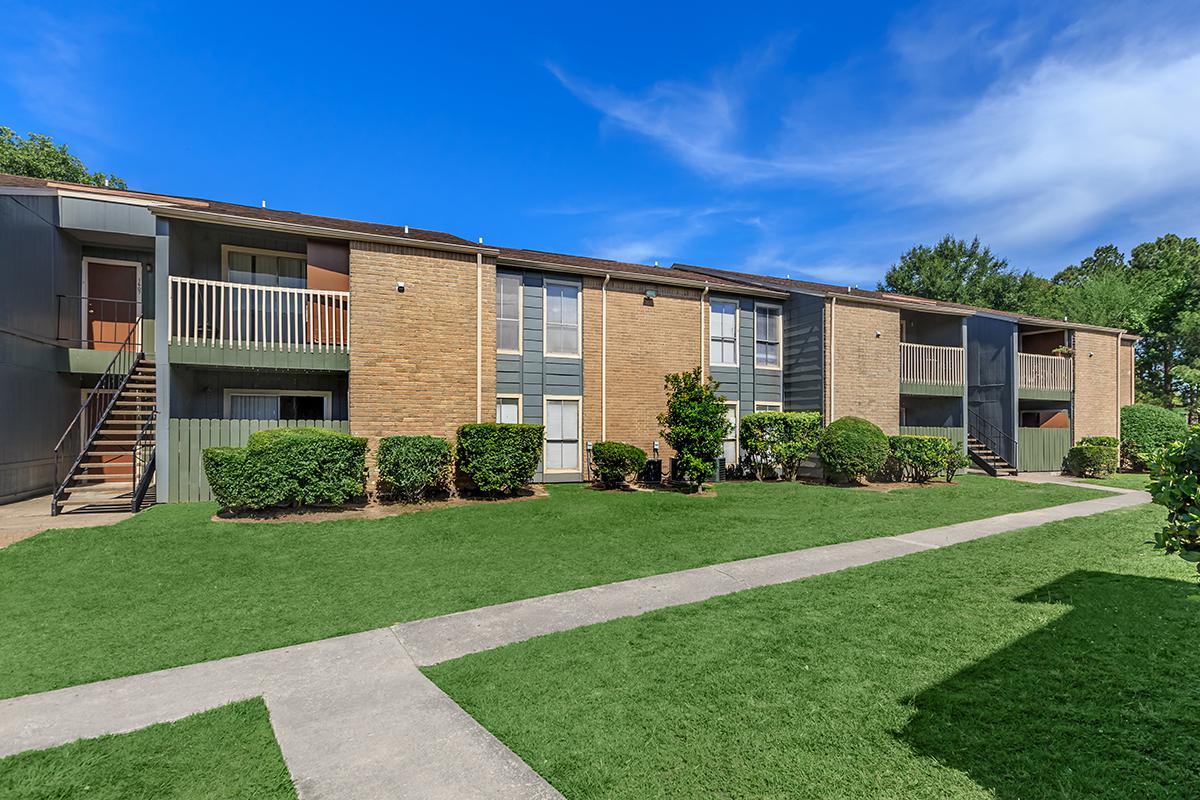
[899, 571, 1200, 799]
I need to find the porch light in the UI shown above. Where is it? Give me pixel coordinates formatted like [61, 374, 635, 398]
[644, 288, 658, 300]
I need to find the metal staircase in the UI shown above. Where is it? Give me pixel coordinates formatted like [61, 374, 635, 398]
[966, 409, 1018, 476]
[51, 320, 157, 515]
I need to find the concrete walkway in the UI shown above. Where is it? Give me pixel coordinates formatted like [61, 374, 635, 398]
[0, 482, 1149, 798]
[0, 493, 132, 549]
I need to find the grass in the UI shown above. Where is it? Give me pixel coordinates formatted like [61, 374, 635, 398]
[426, 503, 1198, 799]
[1079, 472, 1155, 490]
[0, 476, 1098, 699]
[0, 699, 295, 800]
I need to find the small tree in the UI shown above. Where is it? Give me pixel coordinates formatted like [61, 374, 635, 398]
[1148, 425, 1200, 572]
[658, 368, 729, 490]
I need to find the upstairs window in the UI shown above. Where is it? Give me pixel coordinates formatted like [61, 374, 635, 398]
[496, 274, 522, 353]
[755, 305, 782, 368]
[496, 395, 521, 424]
[545, 281, 580, 357]
[710, 300, 738, 366]
[223, 246, 306, 288]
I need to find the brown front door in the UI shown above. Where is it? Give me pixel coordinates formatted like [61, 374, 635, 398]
[86, 261, 138, 350]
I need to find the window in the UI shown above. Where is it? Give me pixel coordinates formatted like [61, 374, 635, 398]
[710, 300, 738, 366]
[544, 398, 580, 471]
[223, 246, 306, 288]
[755, 304, 782, 368]
[722, 402, 739, 465]
[544, 281, 580, 357]
[224, 390, 331, 420]
[755, 401, 782, 412]
[496, 274, 522, 353]
[496, 395, 521, 424]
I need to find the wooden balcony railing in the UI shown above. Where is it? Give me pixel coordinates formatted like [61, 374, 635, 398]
[900, 342, 964, 386]
[169, 276, 349, 352]
[1019, 352, 1073, 392]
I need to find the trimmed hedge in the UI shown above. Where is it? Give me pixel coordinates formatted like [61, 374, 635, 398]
[1121, 403, 1188, 471]
[1079, 435, 1119, 448]
[376, 435, 452, 502]
[1065, 442, 1119, 478]
[1148, 424, 1200, 570]
[817, 416, 889, 483]
[740, 411, 823, 480]
[202, 427, 368, 511]
[456, 423, 543, 495]
[887, 435, 955, 483]
[591, 441, 647, 488]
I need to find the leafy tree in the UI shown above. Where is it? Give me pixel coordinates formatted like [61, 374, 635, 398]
[0, 127, 126, 189]
[658, 368, 729, 491]
[1128, 235, 1200, 405]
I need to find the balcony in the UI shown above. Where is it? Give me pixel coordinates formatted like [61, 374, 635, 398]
[168, 276, 350, 371]
[1019, 352, 1073, 398]
[900, 342, 964, 395]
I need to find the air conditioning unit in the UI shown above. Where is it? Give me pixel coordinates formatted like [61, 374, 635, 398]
[639, 458, 663, 485]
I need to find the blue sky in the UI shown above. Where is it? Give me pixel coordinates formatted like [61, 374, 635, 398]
[2, 0, 1197, 286]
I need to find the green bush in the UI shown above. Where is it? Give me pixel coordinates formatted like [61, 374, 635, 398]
[657, 368, 730, 490]
[945, 447, 971, 483]
[816, 416, 890, 483]
[1121, 404, 1188, 471]
[887, 435, 955, 483]
[202, 427, 367, 511]
[455, 423, 543, 495]
[1078, 435, 1119, 448]
[1065, 443, 1119, 478]
[591, 441, 648, 488]
[1148, 425, 1200, 571]
[376, 435, 452, 502]
[740, 411, 823, 480]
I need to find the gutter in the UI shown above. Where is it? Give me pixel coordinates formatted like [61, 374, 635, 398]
[498, 256, 787, 299]
[602, 273, 610, 440]
[700, 283, 710, 378]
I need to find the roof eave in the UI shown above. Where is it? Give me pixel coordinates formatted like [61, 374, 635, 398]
[498, 256, 789, 297]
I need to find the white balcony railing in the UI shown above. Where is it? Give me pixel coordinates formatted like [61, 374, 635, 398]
[900, 342, 964, 386]
[169, 276, 350, 352]
[1019, 352, 1073, 392]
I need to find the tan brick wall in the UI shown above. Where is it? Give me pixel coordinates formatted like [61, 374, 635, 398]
[582, 279, 704, 457]
[825, 299, 900, 433]
[1073, 330, 1120, 440]
[348, 242, 495, 448]
[1119, 339, 1136, 408]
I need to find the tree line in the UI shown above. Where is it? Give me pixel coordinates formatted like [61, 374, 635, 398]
[880, 235, 1200, 418]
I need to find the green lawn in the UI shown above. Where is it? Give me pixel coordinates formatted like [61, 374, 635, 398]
[1079, 472, 1155, 490]
[0, 700, 295, 800]
[0, 477, 1098, 699]
[427, 503, 1196, 799]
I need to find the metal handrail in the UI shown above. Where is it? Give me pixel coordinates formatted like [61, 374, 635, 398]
[967, 407, 1018, 468]
[56, 294, 141, 347]
[132, 410, 157, 513]
[51, 317, 145, 515]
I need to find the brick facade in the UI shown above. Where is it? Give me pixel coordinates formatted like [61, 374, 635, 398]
[1118, 338, 1136, 408]
[582, 279, 704, 457]
[1073, 330, 1121, 440]
[824, 299, 900, 433]
[348, 242, 495, 447]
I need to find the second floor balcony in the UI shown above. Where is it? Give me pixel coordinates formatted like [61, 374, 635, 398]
[900, 342, 964, 394]
[168, 276, 350, 371]
[1019, 352, 1073, 396]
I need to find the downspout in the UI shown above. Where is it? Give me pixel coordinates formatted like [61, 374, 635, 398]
[700, 283, 710, 378]
[828, 296, 837, 422]
[476, 251, 482, 423]
[961, 317, 969, 456]
[602, 273, 610, 440]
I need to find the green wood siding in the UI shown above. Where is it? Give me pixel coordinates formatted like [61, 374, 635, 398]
[1018, 387, 1072, 402]
[168, 418, 351, 502]
[168, 343, 349, 371]
[1018, 427, 1071, 472]
[900, 381, 964, 397]
[899, 426, 965, 447]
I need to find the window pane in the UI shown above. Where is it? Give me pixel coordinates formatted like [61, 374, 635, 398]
[496, 397, 519, 424]
[228, 251, 254, 285]
[498, 319, 519, 352]
[229, 394, 279, 420]
[560, 398, 577, 435]
[278, 257, 306, 289]
[283, 395, 324, 420]
[722, 404, 738, 464]
[497, 275, 520, 324]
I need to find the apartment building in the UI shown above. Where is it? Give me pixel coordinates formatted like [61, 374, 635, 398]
[0, 173, 1136, 511]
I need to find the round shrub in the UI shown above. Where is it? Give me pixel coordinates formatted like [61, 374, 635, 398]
[591, 441, 647, 488]
[1121, 404, 1188, 471]
[887, 435, 955, 483]
[1148, 425, 1200, 571]
[377, 435, 452, 502]
[740, 411, 823, 481]
[456, 423, 544, 495]
[816, 416, 889, 483]
[1065, 443, 1118, 478]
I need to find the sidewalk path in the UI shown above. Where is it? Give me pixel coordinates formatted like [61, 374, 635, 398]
[0, 483, 1148, 799]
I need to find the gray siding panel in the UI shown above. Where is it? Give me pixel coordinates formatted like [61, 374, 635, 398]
[59, 197, 156, 237]
[783, 292, 824, 413]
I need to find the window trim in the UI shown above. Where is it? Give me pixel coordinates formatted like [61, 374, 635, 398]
[543, 279, 583, 359]
[722, 400, 739, 465]
[220, 244, 309, 284]
[709, 298, 739, 368]
[222, 388, 332, 420]
[542, 394, 582, 474]
[755, 401, 783, 412]
[495, 393, 523, 424]
[753, 302, 784, 371]
[496, 273, 524, 355]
